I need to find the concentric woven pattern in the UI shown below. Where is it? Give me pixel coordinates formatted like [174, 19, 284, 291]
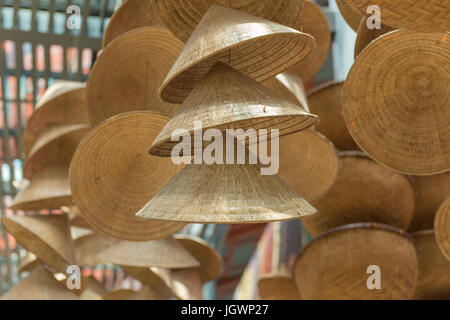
[258, 275, 301, 300]
[354, 16, 394, 59]
[153, 0, 304, 42]
[263, 73, 308, 108]
[343, 30, 450, 175]
[86, 27, 184, 126]
[335, 0, 361, 31]
[159, 5, 315, 103]
[69, 112, 186, 241]
[434, 198, 450, 262]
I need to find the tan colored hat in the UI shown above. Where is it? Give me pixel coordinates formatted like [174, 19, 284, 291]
[70, 226, 94, 241]
[79, 277, 108, 300]
[69, 111, 186, 241]
[263, 73, 308, 108]
[342, 30, 450, 175]
[258, 275, 301, 300]
[102, 0, 161, 48]
[74, 233, 119, 267]
[335, 0, 361, 31]
[96, 237, 200, 269]
[412, 230, 450, 300]
[408, 173, 450, 231]
[153, 0, 305, 43]
[159, 4, 315, 104]
[23, 123, 90, 179]
[344, 0, 450, 32]
[301, 152, 415, 236]
[103, 289, 136, 300]
[2, 214, 75, 273]
[126, 286, 161, 300]
[354, 16, 394, 58]
[149, 62, 317, 157]
[0, 265, 79, 300]
[10, 166, 71, 211]
[18, 252, 39, 274]
[121, 266, 172, 299]
[22, 81, 87, 156]
[307, 81, 359, 151]
[63, 205, 92, 229]
[287, 1, 331, 82]
[294, 223, 418, 300]
[170, 268, 204, 300]
[434, 198, 450, 262]
[86, 26, 184, 126]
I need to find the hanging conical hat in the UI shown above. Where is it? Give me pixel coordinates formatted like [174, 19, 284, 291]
[342, 30, 450, 175]
[126, 286, 161, 300]
[286, 1, 331, 82]
[258, 275, 301, 300]
[170, 268, 204, 300]
[354, 16, 394, 58]
[63, 205, 92, 229]
[23, 123, 90, 179]
[335, 0, 361, 31]
[408, 173, 450, 231]
[96, 237, 200, 269]
[344, 0, 450, 32]
[102, 0, 161, 48]
[149, 62, 317, 156]
[79, 277, 108, 300]
[153, 0, 305, 42]
[159, 4, 315, 104]
[434, 198, 450, 262]
[74, 233, 119, 267]
[86, 26, 184, 126]
[18, 252, 39, 274]
[307, 81, 359, 151]
[263, 73, 308, 108]
[70, 226, 94, 241]
[22, 81, 87, 156]
[103, 289, 136, 300]
[0, 265, 79, 300]
[301, 152, 415, 236]
[69, 111, 186, 241]
[121, 266, 173, 299]
[293, 223, 418, 300]
[2, 214, 75, 273]
[10, 166, 71, 211]
[412, 230, 450, 300]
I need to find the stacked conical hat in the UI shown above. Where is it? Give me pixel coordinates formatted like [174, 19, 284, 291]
[335, 0, 361, 31]
[18, 252, 39, 273]
[354, 16, 394, 58]
[126, 286, 162, 300]
[103, 289, 136, 300]
[79, 277, 108, 300]
[74, 232, 119, 267]
[263, 73, 308, 107]
[258, 275, 301, 300]
[434, 198, 450, 262]
[293, 223, 418, 300]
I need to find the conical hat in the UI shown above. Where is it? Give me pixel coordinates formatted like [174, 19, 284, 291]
[344, 0, 450, 32]
[301, 152, 415, 236]
[286, 1, 331, 82]
[74, 233, 119, 267]
[307, 81, 359, 151]
[263, 73, 308, 108]
[335, 0, 361, 31]
[96, 237, 200, 269]
[103, 289, 135, 300]
[70, 226, 93, 241]
[79, 277, 108, 300]
[22, 81, 87, 156]
[174, 235, 222, 283]
[170, 268, 204, 300]
[149, 62, 317, 156]
[412, 230, 450, 300]
[258, 275, 301, 300]
[293, 223, 418, 300]
[63, 205, 92, 229]
[23, 123, 90, 179]
[159, 4, 315, 104]
[408, 173, 450, 231]
[10, 166, 71, 211]
[0, 265, 79, 300]
[354, 16, 394, 58]
[126, 286, 161, 300]
[342, 30, 450, 175]
[121, 266, 174, 299]
[18, 252, 39, 273]
[86, 26, 184, 126]
[69, 111, 186, 241]
[153, 0, 305, 42]
[434, 198, 450, 262]
[2, 214, 75, 273]
[102, 0, 161, 48]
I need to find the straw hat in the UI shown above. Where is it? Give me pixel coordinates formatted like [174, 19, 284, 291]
[170, 268, 204, 300]
[344, 0, 450, 32]
[287, 1, 331, 82]
[294, 223, 418, 300]
[126, 286, 161, 300]
[354, 16, 394, 58]
[79, 277, 108, 300]
[153, 0, 305, 42]
[307, 81, 358, 151]
[0, 265, 79, 300]
[149, 62, 317, 156]
[96, 237, 200, 269]
[1, 214, 75, 273]
[408, 173, 450, 231]
[74, 233, 119, 267]
[102, 0, 161, 48]
[121, 266, 173, 299]
[103, 289, 136, 300]
[23, 123, 90, 179]
[86, 26, 184, 126]
[159, 4, 315, 104]
[342, 30, 450, 175]
[69, 111, 186, 241]
[263, 73, 308, 108]
[412, 230, 450, 300]
[63, 205, 92, 229]
[22, 81, 87, 156]
[434, 198, 450, 262]
[9, 166, 71, 211]
[258, 275, 301, 300]
[70, 226, 93, 241]
[335, 0, 361, 31]
[18, 252, 39, 274]
[301, 152, 415, 236]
